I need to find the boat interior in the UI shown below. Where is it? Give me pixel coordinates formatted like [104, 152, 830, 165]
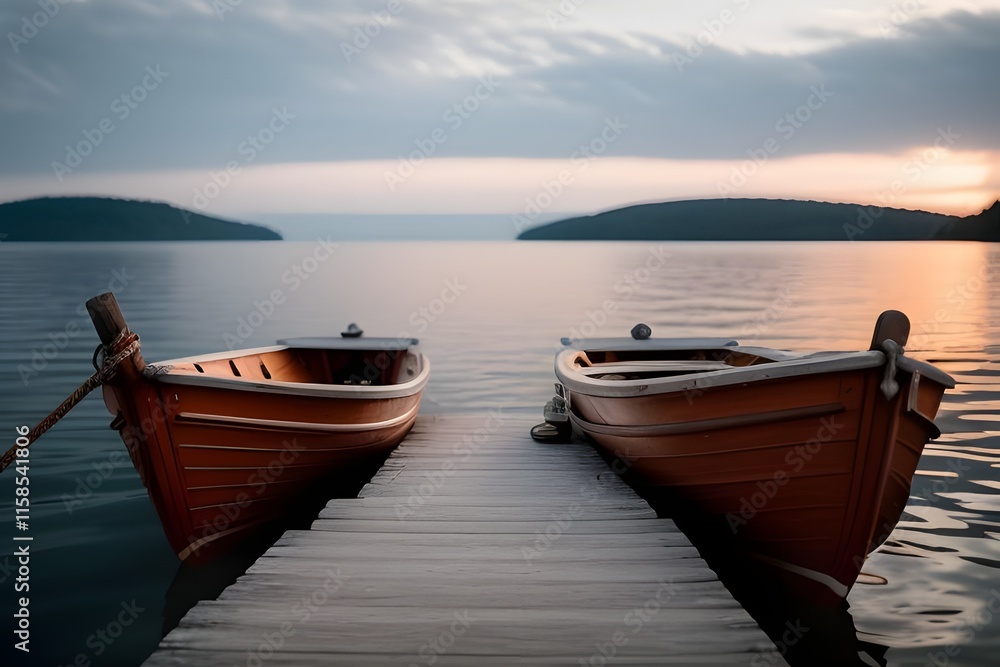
[165, 347, 421, 387]
[571, 348, 781, 381]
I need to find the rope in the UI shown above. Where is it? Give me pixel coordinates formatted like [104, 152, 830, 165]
[0, 331, 140, 473]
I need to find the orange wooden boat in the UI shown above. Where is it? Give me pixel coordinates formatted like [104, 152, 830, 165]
[535, 312, 953, 604]
[86, 293, 429, 561]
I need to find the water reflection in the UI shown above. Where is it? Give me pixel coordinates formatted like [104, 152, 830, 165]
[162, 453, 388, 636]
[0, 241, 996, 666]
[652, 500, 890, 667]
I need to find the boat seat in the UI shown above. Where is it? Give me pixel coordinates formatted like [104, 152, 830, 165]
[258, 350, 318, 383]
[229, 356, 263, 379]
[576, 360, 733, 376]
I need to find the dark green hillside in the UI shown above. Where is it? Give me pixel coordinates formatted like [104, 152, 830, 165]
[517, 198, 999, 241]
[0, 197, 281, 241]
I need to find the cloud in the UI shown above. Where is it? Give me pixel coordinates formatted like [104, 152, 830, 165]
[0, 1, 996, 183]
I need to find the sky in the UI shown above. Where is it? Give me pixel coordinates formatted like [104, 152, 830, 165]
[1, 0, 998, 237]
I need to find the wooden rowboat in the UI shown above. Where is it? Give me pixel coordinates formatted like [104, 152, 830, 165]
[534, 311, 953, 605]
[87, 293, 429, 561]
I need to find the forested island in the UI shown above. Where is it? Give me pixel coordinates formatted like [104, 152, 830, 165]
[0, 197, 281, 241]
[517, 198, 1000, 241]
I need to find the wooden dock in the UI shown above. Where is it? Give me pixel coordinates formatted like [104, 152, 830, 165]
[145, 412, 777, 665]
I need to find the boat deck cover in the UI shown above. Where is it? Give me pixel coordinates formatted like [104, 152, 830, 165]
[277, 337, 418, 350]
[562, 337, 739, 351]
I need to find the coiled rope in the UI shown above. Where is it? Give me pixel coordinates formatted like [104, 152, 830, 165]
[0, 331, 140, 473]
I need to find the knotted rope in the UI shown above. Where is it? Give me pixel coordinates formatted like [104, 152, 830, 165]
[0, 331, 140, 473]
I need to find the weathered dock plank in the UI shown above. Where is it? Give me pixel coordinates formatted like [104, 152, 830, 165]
[144, 413, 780, 666]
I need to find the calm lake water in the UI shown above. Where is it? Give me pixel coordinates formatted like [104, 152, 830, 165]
[0, 241, 998, 666]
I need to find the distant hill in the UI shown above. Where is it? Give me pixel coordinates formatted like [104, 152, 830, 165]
[0, 197, 282, 241]
[934, 200, 1000, 241]
[517, 198, 1000, 241]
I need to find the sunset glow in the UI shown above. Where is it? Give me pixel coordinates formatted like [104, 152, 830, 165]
[1, 0, 996, 233]
[2, 149, 995, 221]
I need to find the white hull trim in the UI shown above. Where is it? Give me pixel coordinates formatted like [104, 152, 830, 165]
[750, 553, 851, 599]
[175, 402, 420, 434]
[557, 348, 884, 398]
[148, 352, 430, 400]
[177, 523, 256, 561]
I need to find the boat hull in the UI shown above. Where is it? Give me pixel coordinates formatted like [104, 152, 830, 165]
[84, 292, 429, 562]
[565, 364, 946, 603]
[105, 376, 423, 561]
